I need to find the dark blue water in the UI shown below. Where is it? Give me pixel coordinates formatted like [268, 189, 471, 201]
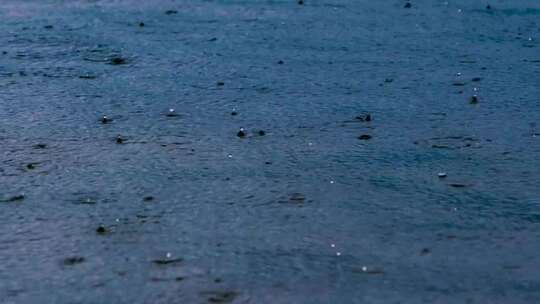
[1, 0, 539, 303]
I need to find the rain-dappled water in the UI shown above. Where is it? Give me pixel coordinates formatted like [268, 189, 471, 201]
[1, 0, 540, 303]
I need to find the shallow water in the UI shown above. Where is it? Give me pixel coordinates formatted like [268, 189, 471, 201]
[1, 0, 539, 303]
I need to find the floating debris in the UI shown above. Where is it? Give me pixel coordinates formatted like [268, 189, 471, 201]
[449, 183, 467, 188]
[139, 22, 145, 27]
[258, 130, 266, 136]
[143, 196, 155, 202]
[217, 81, 225, 86]
[165, 10, 178, 15]
[26, 163, 36, 170]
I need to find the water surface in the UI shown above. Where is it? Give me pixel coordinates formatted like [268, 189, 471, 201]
[1, 0, 539, 303]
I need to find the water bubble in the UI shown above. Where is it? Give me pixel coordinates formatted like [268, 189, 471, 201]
[166, 108, 178, 117]
[237, 128, 246, 138]
[100, 115, 112, 124]
[96, 226, 107, 234]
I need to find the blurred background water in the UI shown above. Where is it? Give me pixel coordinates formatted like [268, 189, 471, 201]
[0, 0, 539, 303]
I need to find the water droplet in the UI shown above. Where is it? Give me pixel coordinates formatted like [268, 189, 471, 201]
[237, 129, 246, 138]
